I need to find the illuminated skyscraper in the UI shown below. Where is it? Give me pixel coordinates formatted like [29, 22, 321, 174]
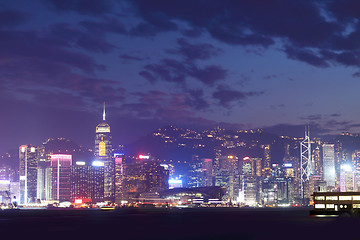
[339, 164, 354, 192]
[262, 144, 271, 169]
[323, 144, 336, 188]
[202, 158, 213, 187]
[71, 160, 105, 202]
[95, 103, 114, 202]
[19, 145, 39, 204]
[114, 153, 125, 203]
[51, 154, 72, 202]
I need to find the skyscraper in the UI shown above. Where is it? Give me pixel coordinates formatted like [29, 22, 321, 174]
[94, 104, 114, 202]
[51, 154, 72, 202]
[114, 153, 125, 203]
[19, 145, 39, 204]
[323, 144, 336, 188]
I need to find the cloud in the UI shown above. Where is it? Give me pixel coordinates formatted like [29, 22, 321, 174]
[44, 0, 114, 16]
[284, 46, 329, 68]
[167, 38, 222, 61]
[120, 54, 145, 62]
[212, 85, 263, 108]
[0, 9, 30, 28]
[140, 58, 227, 87]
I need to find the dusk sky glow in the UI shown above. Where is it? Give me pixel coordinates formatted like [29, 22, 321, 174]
[2, 0, 360, 153]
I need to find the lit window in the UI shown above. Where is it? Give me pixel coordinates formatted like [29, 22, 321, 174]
[353, 196, 360, 201]
[315, 204, 325, 209]
[326, 196, 338, 201]
[315, 196, 325, 201]
[339, 196, 352, 201]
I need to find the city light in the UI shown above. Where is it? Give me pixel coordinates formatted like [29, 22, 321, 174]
[139, 154, 150, 159]
[92, 161, 104, 167]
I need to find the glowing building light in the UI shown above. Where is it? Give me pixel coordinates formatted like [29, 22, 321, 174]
[74, 199, 83, 204]
[243, 156, 250, 161]
[76, 161, 86, 166]
[92, 161, 104, 167]
[139, 155, 150, 159]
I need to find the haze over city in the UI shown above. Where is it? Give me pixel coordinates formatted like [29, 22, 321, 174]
[3, 1, 360, 153]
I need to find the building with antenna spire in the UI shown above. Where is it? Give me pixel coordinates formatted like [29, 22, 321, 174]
[94, 103, 115, 202]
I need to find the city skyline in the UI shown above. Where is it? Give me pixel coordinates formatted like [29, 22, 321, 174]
[3, 1, 360, 154]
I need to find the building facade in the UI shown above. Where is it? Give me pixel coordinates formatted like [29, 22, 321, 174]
[19, 145, 39, 204]
[94, 105, 114, 202]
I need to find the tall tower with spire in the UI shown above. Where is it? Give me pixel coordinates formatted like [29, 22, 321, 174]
[95, 103, 115, 202]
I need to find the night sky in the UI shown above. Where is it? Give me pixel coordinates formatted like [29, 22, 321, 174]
[2, 0, 360, 153]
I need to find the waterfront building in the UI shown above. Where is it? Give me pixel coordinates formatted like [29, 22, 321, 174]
[19, 145, 39, 204]
[122, 157, 168, 200]
[114, 153, 125, 203]
[51, 154, 72, 202]
[187, 155, 204, 188]
[202, 158, 213, 187]
[340, 164, 354, 192]
[94, 104, 114, 202]
[323, 144, 336, 188]
[215, 155, 240, 203]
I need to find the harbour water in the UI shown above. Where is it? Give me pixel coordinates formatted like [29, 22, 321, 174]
[0, 207, 356, 239]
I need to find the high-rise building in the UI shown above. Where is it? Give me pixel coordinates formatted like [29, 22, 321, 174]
[114, 153, 125, 203]
[51, 154, 72, 202]
[71, 160, 90, 201]
[323, 144, 336, 188]
[339, 164, 354, 192]
[122, 157, 168, 200]
[94, 104, 114, 202]
[215, 155, 240, 202]
[187, 155, 204, 188]
[312, 146, 322, 176]
[19, 145, 39, 204]
[70, 159, 104, 202]
[262, 144, 271, 169]
[202, 158, 213, 187]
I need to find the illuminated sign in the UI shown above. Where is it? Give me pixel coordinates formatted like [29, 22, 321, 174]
[168, 179, 183, 184]
[243, 157, 250, 161]
[139, 155, 150, 159]
[114, 153, 124, 158]
[74, 199, 83, 204]
[283, 163, 292, 167]
[205, 159, 212, 162]
[20, 146, 26, 153]
[92, 161, 104, 167]
[30, 147, 36, 153]
[99, 141, 106, 156]
[76, 161, 86, 166]
[115, 157, 122, 164]
[96, 126, 110, 133]
[228, 156, 234, 159]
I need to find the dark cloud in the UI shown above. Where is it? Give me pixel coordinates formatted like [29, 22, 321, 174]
[0, 9, 30, 28]
[140, 58, 227, 86]
[120, 54, 145, 62]
[44, 0, 114, 16]
[284, 46, 329, 68]
[212, 85, 263, 108]
[167, 38, 222, 61]
[80, 18, 127, 35]
[0, 29, 105, 72]
[185, 89, 209, 111]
